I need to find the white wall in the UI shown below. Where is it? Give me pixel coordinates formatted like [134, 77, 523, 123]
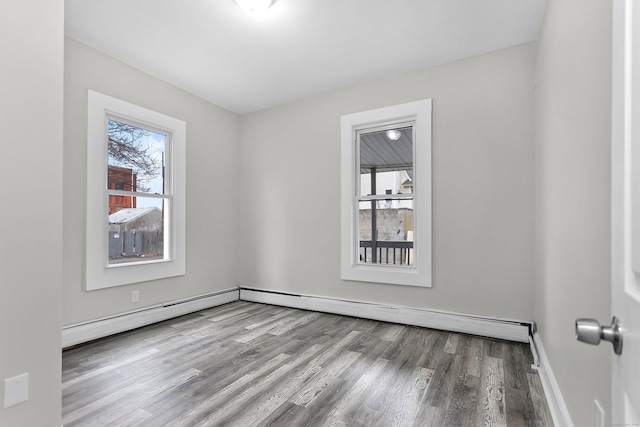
[63, 38, 240, 325]
[238, 44, 537, 320]
[0, 1, 64, 426]
[535, 0, 613, 424]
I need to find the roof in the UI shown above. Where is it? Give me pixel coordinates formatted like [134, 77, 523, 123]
[108, 207, 160, 224]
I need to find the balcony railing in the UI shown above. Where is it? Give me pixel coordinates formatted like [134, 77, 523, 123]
[359, 240, 413, 266]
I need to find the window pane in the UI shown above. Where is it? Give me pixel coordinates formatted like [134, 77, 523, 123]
[357, 199, 414, 266]
[108, 196, 165, 265]
[107, 118, 166, 195]
[359, 126, 413, 196]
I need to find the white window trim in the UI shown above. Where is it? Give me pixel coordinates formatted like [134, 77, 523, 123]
[340, 99, 432, 287]
[86, 90, 186, 290]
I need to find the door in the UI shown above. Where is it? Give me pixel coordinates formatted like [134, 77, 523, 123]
[612, 0, 640, 422]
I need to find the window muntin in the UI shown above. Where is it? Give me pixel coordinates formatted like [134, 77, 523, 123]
[340, 99, 431, 287]
[86, 90, 186, 290]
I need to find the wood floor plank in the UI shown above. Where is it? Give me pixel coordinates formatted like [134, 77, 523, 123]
[243, 309, 291, 330]
[140, 336, 304, 425]
[421, 351, 459, 412]
[528, 372, 555, 427]
[504, 342, 528, 391]
[444, 373, 481, 427]
[379, 323, 406, 341]
[462, 336, 485, 377]
[389, 366, 434, 427]
[414, 328, 448, 370]
[229, 344, 327, 426]
[235, 316, 297, 343]
[291, 350, 361, 407]
[504, 343, 538, 425]
[476, 356, 507, 427]
[269, 311, 321, 335]
[61, 301, 553, 426]
[421, 405, 447, 427]
[111, 407, 153, 426]
[192, 352, 318, 426]
[208, 301, 274, 323]
[63, 383, 145, 426]
[175, 352, 290, 426]
[375, 329, 435, 413]
[485, 338, 505, 358]
[444, 333, 460, 354]
[62, 347, 160, 391]
[255, 400, 306, 427]
[321, 357, 389, 426]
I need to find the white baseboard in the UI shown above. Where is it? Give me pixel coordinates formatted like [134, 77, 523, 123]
[531, 332, 573, 427]
[62, 286, 531, 345]
[62, 288, 239, 348]
[239, 288, 531, 343]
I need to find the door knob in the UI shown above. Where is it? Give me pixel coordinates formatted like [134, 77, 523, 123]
[575, 316, 623, 355]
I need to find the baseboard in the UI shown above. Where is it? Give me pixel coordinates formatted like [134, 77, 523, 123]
[62, 285, 531, 346]
[531, 332, 573, 427]
[62, 288, 239, 348]
[239, 288, 531, 342]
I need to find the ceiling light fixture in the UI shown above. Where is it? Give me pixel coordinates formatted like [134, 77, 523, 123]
[385, 129, 402, 141]
[234, 0, 273, 12]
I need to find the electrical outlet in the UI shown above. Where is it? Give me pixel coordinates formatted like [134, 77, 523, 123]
[131, 290, 140, 303]
[4, 373, 29, 408]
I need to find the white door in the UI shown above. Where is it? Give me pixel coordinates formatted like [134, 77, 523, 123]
[611, 0, 640, 422]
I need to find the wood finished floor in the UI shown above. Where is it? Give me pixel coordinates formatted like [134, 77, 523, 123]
[62, 301, 553, 426]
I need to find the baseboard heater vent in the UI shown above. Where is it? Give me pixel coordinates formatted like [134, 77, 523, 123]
[239, 287, 532, 343]
[62, 288, 239, 349]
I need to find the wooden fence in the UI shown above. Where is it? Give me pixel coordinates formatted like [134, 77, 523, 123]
[109, 230, 163, 259]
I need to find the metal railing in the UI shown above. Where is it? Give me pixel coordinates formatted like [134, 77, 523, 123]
[359, 240, 413, 266]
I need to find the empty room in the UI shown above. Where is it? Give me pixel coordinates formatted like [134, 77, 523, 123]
[2, 0, 637, 426]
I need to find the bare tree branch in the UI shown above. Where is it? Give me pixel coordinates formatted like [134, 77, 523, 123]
[108, 120, 161, 193]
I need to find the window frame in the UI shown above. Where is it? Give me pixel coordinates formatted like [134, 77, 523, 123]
[86, 90, 186, 290]
[340, 99, 432, 287]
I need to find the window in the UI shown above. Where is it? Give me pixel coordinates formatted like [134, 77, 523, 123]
[341, 99, 432, 287]
[86, 90, 186, 290]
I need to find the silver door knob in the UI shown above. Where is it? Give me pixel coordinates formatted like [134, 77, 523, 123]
[575, 316, 623, 355]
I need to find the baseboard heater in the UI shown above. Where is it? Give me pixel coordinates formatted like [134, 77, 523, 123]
[62, 286, 532, 348]
[239, 287, 532, 343]
[61, 288, 239, 349]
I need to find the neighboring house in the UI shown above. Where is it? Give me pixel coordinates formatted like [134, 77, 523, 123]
[108, 165, 137, 214]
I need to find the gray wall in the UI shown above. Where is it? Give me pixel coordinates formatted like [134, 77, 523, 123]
[535, 0, 613, 424]
[63, 38, 241, 325]
[0, 1, 64, 426]
[238, 44, 537, 320]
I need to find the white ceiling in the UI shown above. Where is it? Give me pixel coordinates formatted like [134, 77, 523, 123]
[65, 0, 546, 114]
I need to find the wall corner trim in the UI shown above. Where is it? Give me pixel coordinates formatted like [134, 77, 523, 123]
[239, 287, 531, 342]
[531, 332, 574, 427]
[61, 288, 239, 348]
